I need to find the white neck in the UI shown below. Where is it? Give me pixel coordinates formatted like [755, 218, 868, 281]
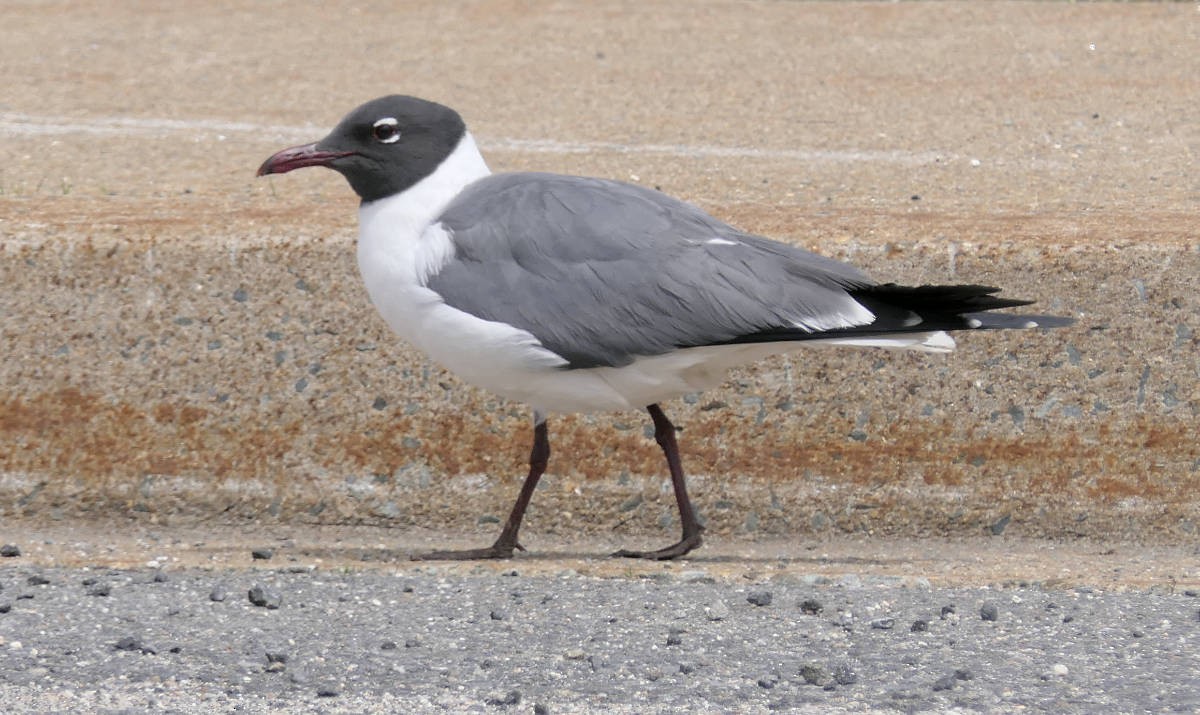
[356, 131, 491, 291]
[358, 131, 491, 237]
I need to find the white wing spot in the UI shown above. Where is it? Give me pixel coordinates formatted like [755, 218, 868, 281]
[789, 299, 875, 332]
[706, 238, 738, 246]
[967, 318, 983, 328]
[1022, 320, 1039, 329]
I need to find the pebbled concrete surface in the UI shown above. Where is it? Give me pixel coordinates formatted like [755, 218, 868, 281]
[0, 522, 1199, 713]
[2, 1, 1198, 543]
[3, 564, 1199, 714]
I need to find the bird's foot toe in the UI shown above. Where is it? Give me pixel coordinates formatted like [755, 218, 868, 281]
[611, 532, 703, 561]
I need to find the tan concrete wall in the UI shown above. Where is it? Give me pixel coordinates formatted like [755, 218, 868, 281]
[1, 2, 1196, 540]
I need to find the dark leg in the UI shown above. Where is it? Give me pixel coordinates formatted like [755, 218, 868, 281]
[613, 404, 705, 560]
[413, 419, 550, 560]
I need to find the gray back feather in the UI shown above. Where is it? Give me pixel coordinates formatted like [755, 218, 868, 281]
[428, 173, 873, 368]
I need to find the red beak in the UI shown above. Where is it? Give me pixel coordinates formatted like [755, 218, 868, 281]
[256, 142, 355, 176]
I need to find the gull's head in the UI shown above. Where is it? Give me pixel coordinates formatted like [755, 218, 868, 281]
[257, 95, 466, 202]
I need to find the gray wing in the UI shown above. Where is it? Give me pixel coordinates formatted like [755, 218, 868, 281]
[428, 172, 876, 369]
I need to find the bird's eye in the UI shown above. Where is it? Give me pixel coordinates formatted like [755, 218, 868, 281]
[372, 117, 401, 144]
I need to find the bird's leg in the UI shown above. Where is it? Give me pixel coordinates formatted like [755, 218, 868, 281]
[413, 418, 550, 560]
[613, 404, 705, 560]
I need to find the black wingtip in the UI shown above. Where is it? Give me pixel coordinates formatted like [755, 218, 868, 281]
[962, 312, 1076, 330]
[851, 284, 1035, 312]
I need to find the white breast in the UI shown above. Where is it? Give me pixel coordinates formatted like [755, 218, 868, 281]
[355, 134, 571, 404]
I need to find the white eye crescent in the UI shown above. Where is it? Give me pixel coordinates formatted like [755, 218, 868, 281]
[372, 117, 401, 144]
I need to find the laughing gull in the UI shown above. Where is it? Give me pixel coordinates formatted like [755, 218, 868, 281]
[258, 95, 1072, 560]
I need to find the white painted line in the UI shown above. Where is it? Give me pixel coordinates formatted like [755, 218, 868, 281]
[0, 111, 951, 164]
[0, 112, 315, 141]
[486, 137, 949, 164]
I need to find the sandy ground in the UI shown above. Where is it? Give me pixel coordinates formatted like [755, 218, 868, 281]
[4, 519, 1197, 593]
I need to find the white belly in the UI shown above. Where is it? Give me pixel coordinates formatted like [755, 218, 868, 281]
[361, 296, 955, 415]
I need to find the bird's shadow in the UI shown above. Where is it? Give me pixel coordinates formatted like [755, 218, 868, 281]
[295, 546, 894, 569]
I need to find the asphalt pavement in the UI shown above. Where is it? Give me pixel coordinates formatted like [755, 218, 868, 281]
[2, 560, 1198, 714]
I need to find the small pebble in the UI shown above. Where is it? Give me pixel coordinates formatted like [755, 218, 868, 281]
[113, 636, 143, 652]
[405, 638, 422, 648]
[757, 673, 780, 689]
[86, 583, 111, 597]
[870, 617, 895, 630]
[954, 668, 974, 681]
[316, 688, 338, 698]
[990, 514, 1011, 535]
[837, 574, 863, 589]
[932, 674, 956, 691]
[26, 575, 50, 586]
[833, 663, 858, 685]
[940, 605, 956, 619]
[490, 609, 507, 621]
[564, 649, 586, 660]
[251, 548, 274, 560]
[485, 689, 521, 706]
[0, 544, 20, 558]
[209, 586, 227, 602]
[266, 652, 288, 664]
[799, 599, 823, 615]
[704, 600, 730, 621]
[747, 590, 772, 607]
[534, 704, 549, 715]
[1052, 663, 1069, 676]
[910, 619, 929, 632]
[666, 632, 683, 646]
[799, 663, 825, 686]
[380, 640, 398, 651]
[0, 604, 11, 614]
[152, 572, 169, 583]
[980, 601, 999, 621]
[678, 662, 696, 675]
[248, 585, 282, 609]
